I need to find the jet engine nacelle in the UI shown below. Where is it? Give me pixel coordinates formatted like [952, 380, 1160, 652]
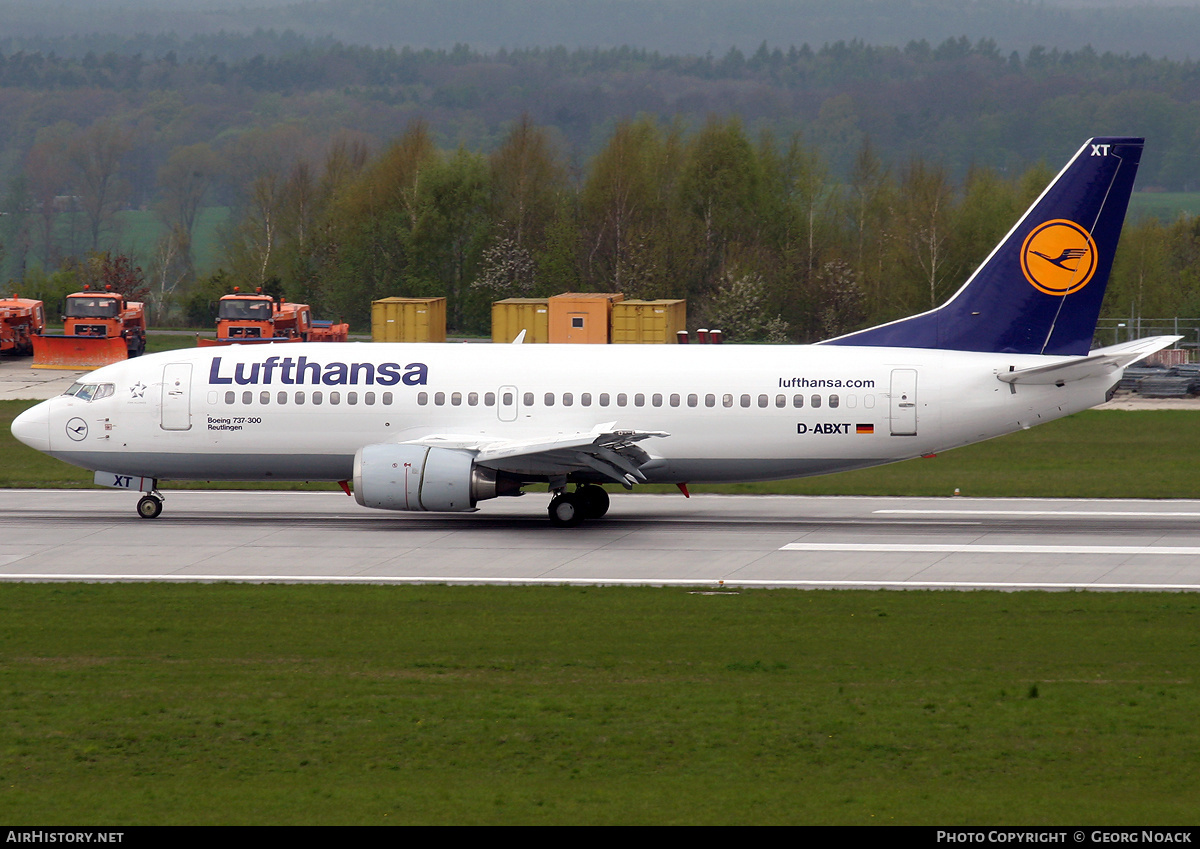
[353, 443, 498, 512]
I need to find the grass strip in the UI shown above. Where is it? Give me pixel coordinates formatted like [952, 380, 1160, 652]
[0, 584, 1197, 824]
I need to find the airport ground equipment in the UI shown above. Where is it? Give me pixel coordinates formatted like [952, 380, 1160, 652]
[0, 295, 45, 356]
[32, 286, 145, 369]
[198, 288, 348, 346]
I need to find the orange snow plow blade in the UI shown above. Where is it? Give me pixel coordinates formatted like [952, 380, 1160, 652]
[32, 334, 129, 369]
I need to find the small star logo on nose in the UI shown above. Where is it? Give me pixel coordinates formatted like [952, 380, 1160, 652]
[130, 382, 146, 398]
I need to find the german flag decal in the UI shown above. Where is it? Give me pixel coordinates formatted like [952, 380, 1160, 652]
[856, 423, 874, 434]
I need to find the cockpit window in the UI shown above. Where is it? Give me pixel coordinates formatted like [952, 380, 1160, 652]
[63, 382, 114, 401]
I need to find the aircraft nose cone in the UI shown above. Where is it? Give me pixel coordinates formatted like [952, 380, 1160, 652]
[11, 401, 51, 452]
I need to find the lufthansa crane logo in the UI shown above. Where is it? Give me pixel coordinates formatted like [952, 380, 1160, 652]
[65, 417, 88, 441]
[1020, 219, 1098, 296]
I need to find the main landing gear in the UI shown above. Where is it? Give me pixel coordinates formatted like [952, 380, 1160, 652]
[136, 492, 164, 519]
[547, 484, 610, 528]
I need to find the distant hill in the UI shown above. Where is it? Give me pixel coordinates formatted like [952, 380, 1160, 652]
[3, 0, 1200, 60]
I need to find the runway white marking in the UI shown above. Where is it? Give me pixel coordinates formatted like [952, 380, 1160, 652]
[780, 543, 1200, 555]
[874, 509, 1200, 518]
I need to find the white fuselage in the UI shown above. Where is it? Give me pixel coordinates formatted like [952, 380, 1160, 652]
[20, 341, 1113, 486]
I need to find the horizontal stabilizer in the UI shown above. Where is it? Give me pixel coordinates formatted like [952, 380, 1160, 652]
[998, 336, 1181, 386]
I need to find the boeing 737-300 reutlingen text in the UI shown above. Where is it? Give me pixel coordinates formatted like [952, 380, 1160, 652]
[11, 137, 1177, 525]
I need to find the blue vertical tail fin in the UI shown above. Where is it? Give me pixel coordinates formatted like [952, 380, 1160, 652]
[822, 137, 1143, 356]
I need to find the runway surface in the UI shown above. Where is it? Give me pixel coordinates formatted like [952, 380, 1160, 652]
[3, 489, 1200, 591]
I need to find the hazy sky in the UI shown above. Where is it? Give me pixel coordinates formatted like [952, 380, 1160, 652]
[5, 0, 1200, 58]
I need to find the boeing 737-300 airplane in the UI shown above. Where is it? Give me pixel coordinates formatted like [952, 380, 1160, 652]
[11, 137, 1178, 526]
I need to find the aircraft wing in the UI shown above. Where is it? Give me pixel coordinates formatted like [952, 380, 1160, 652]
[404, 424, 670, 487]
[998, 336, 1182, 386]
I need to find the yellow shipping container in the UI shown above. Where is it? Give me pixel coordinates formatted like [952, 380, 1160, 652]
[491, 298, 550, 343]
[371, 297, 446, 343]
[548, 293, 623, 343]
[611, 299, 687, 343]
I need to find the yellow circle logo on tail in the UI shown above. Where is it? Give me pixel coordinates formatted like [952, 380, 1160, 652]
[1020, 219, 1098, 296]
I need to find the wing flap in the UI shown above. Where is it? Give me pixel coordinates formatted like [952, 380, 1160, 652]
[403, 425, 669, 487]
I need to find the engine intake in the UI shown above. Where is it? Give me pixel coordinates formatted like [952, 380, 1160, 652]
[353, 443, 499, 512]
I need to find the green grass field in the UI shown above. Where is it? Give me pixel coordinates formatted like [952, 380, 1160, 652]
[0, 584, 1198, 825]
[115, 207, 230, 279]
[1127, 191, 1200, 223]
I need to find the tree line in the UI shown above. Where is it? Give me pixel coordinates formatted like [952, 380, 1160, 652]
[1, 33, 1200, 204]
[14, 114, 1197, 344]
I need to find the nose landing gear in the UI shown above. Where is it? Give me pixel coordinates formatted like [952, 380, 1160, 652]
[136, 492, 163, 519]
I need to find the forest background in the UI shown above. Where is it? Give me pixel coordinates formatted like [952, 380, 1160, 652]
[3, 0, 1200, 341]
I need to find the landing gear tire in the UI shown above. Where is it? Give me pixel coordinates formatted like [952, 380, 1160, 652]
[548, 492, 585, 528]
[137, 494, 163, 519]
[577, 485, 610, 520]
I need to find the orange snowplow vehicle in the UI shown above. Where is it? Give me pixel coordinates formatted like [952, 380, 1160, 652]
[198, 288, 348, 346]
[32, 286, 146, 369]
[0, 295, 46, 356]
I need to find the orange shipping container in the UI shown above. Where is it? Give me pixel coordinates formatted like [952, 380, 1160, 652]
[548, 293, 623, 344]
